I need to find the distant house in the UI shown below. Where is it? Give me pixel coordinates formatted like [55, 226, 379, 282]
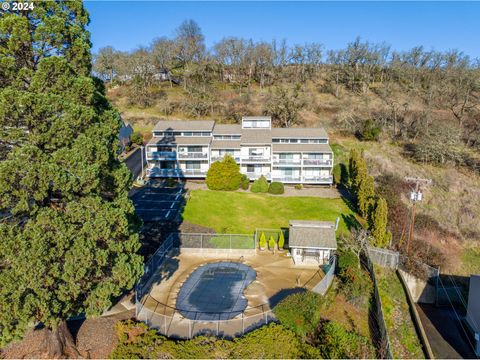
[288, 220, 338, 265]
[119, 121, 134, 152]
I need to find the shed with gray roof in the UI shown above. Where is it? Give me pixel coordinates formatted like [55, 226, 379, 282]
[288, 220, 337, 265]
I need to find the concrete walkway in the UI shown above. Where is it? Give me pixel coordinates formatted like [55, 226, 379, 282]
[185, 181, 340, 198]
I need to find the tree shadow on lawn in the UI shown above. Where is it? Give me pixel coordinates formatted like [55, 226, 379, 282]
[342, 213, 362, 232]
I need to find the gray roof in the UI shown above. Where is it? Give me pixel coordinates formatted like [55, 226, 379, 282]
[241, 129, 272, 144]
[288, 220, 337, 249]
[153, 120, 215, 131]
[272, 143, 333, 152]
[213, 124, 242, 135]
[211, 140, 241, 149]
[271, 127, 328, 138]
[147, 136, 211, 146]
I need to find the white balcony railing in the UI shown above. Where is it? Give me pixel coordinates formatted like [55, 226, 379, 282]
[146, 151, 176, 160]
[241, 156, 271, 163]
[271, 177, 302, 182]
[211, 155, 241, 162]
[303, 175, 334, 184]
[272, 159, 302, 166]
[244, 172, 271, 180]
[177, 152, 208, 160]
[147, 167, 207, 178]
[302, 159, 333, 166]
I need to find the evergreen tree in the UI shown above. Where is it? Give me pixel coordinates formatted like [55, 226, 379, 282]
[348, 149, 367, 196]
[278, 231, 285, 250]
[368, 197, 392, 248]
[268, 235, 276, 250]
[205, 154, 243, 190]
[357, 175, 375, 217]
[0, 2, 143, 353]
[259, 232, 267, 249]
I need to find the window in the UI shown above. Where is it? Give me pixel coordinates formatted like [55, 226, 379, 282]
[185, 161, 200, 170]
[279, 153, 293, 159]
[188, 146, 203, 153]
[219, 149, 234, 156]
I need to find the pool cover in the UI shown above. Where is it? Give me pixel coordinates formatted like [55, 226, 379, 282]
[175, 262, 256, 321]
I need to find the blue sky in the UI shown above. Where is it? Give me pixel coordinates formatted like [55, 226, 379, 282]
[84, 1, 480, 58]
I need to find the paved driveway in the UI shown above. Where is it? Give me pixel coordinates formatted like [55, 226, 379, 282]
[124, 147, 146, 180]
[131, 180, 186, 222]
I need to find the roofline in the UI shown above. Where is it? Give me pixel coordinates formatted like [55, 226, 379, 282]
[289, 245, 337, 250]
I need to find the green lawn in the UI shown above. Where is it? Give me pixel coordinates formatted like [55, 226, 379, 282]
[375, 266, 424, 359]
[182, 190, 357, 235]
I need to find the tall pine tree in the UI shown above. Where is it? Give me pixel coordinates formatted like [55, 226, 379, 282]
[0, 1, 143, 354]
[357, 175, 375, 217]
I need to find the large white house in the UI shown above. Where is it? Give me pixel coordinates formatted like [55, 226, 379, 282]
[145, 116, 334, 184]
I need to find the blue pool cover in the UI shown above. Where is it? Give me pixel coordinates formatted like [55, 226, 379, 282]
[175, 262, 256, 321]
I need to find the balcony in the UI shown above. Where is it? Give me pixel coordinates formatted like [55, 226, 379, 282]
[241, 156, 271, 163]
[272, 159, 302, 166]
[271, 177, 302, 183]
[302, 158, 333, 166]
[303, 175, 333, 184]
[147, 167, 207, 178]
[211, 155, 241, 163]
[244, 172, 271, 180]
[146, 151, 176, 160]
[177, 152, 208, 160]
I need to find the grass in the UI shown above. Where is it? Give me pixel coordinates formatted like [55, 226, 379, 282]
[461, 246, 480, 276]
[182, 190, 357, 235]
[374, 265, 424, 359]
[207, 234, 255, 249]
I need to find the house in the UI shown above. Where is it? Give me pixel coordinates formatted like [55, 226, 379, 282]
[145, 116, 334, 184]
[288, 220, 338, 265]
[118, 121, 134, 152]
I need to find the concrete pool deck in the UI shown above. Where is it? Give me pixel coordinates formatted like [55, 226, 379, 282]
[143, 249, 324, 317]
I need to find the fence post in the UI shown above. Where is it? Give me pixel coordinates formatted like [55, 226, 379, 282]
[230, 235, 232, 251]
[201, 234, 203, 249]
[242, 313, 244, 334]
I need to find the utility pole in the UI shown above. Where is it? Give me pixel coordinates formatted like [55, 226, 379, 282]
[404, 177, 432, 255]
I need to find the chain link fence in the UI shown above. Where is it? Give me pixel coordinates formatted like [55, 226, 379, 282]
[361, 249, 393, 359]
[173, 232, 255, 250]
[137, 295, 276, 339]
[367, 246, 399, 269]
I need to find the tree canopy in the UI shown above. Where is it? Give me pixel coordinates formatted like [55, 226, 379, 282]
[0, 1, 143, 348]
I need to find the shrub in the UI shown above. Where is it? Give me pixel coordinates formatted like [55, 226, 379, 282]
[278, 231, 285, 249]
[112, 320, 305, 359]
[240, 174, 250, 190]
[316, 320, 375, 359]
[268, 181, 285, 194]
[250, 175, 269, 193]
[357, 119, 381, 141]
[259, 231, 267, 249]
[206, 155, 243, 191]
[268, 235, 275, 250]
[130, 131, 144, 146]
[274, 291, 326, 338]
[332, 164, 342, 185]
[294, 184, 302, 190]
[337, 250, 372, 304]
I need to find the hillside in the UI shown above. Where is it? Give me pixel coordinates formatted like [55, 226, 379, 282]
[108, 79, 479, 276]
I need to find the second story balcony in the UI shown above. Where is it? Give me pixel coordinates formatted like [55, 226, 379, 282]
[303, 158, 333, 166]
[241, 155, 271, 163]
[211, 155, 241, 163]
[146, 151, 177, 160]
[177, 152, 209, 160]
[272, 158, 302, 166]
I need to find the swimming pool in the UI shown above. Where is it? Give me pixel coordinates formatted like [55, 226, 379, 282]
[175, 261, 256, 321]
